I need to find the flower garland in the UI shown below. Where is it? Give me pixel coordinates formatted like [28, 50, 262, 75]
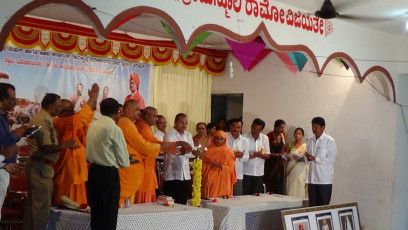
[191, 157, 202, 207]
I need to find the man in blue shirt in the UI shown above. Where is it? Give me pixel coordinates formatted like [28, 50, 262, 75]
[0, 81, 27, 220]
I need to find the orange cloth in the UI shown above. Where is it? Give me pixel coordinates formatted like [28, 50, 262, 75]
[117, 117, 160, 204]
[53, 104, 94, 205]
[201, 131, 237, 198]
[124, 73, 145, 109]
[134, 119, 162, 203]
[134, 191, 156, 203]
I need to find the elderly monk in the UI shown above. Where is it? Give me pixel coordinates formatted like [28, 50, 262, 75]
[117, 100, 192, 205]
[135, 107, 162, 203]
[201, 130, 237, 198]
[124, 73, 145, 109]
[52, 83, 99, 205]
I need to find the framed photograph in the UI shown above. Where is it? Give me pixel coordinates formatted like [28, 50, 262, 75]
[315, 212, 333, 230]
[282, 203, 360, 230]
[338, 209, 356, 230]
[291, 216, 311, 230]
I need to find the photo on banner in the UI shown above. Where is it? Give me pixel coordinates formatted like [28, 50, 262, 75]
[0, 46, 151, 121]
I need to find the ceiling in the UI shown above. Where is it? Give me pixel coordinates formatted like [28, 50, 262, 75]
[24, 1, 408, 51]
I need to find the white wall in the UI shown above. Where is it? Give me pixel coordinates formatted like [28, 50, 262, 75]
[212, 54, 406, 230]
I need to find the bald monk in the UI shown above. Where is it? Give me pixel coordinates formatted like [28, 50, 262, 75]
[52, 83, 99, 205]
[117, 100, 192, 205]
[201, 130, 237, 198]
[135, 107, 162, 203]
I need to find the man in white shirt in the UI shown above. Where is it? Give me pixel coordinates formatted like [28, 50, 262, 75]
[242, 118, 271, 195]
[86, 98, 130, 230]
[163, 113, 195, 204]
[226, 118, 249, 196]
[154, 115, 166, 141]
[305, 117, 337, 207]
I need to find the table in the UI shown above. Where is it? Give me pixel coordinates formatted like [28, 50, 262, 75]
[47, 203, 213, 230]
[200, 194, 307, 230]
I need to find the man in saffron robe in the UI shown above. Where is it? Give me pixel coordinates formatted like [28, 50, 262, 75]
[201, 130, 236, 198]
[117, 100, 192, 205]
[124, 73, 145, 109]
[52, 83, 99, 205]
[135, 107, 162, 203]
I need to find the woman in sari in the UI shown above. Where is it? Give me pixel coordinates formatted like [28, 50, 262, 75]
[285, 127, 308, 198]
[201, 131, 236, 198]
[193, 122, 211, 147]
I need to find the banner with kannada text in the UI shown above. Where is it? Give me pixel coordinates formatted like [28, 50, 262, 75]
[0, 46, 151, 120]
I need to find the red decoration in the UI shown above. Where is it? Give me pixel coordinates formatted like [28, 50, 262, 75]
[8, 17, 228, 75]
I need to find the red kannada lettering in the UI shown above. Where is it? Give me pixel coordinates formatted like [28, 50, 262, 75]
[179, 0, 329, 36]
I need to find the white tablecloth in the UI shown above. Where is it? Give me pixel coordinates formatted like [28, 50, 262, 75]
[47, 203, 213, 230]
[200, 194, 306, 230]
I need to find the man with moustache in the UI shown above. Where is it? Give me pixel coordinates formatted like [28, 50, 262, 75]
[242, 118, 271, 195]
[0, 82, 27, 221]
[163, 113, 195, 204]
[154, 115, 167, 141]
[305, 117, 337, 206]
[226, 118, 249, 196]
[23, 93, 78, 230]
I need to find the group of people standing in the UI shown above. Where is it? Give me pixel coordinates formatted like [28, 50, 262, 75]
[0, 75, 337, 230]
[193, 116, 338, 208]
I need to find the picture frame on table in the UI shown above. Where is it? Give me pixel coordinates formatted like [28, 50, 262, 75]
[338, 208, 356, 230]
[291, 215, 310, 230]
[281, 202, 360, 230]
[315, 212, 333, 230]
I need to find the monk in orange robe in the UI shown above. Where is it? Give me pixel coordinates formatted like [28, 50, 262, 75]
[201, 130, 237, 198]
[117, 100, 192, 205]
[53, 83, 99, 205]
[124, 73, 145, 109]
[135, 107, 162, 203]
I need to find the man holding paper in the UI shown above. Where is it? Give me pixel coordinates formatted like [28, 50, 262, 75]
[305, 117, 337, 206]
[242, 118, 270, 195]
[0, 82, 27, 221]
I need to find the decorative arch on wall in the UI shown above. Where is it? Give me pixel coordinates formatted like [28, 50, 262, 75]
[0, 1, 396, 102]
[362, 66, 395, 102]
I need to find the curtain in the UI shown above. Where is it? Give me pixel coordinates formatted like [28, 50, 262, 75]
[151, 63, 212, 135]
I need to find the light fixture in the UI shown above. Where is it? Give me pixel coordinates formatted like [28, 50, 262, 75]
[229, 61, 234, 79]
